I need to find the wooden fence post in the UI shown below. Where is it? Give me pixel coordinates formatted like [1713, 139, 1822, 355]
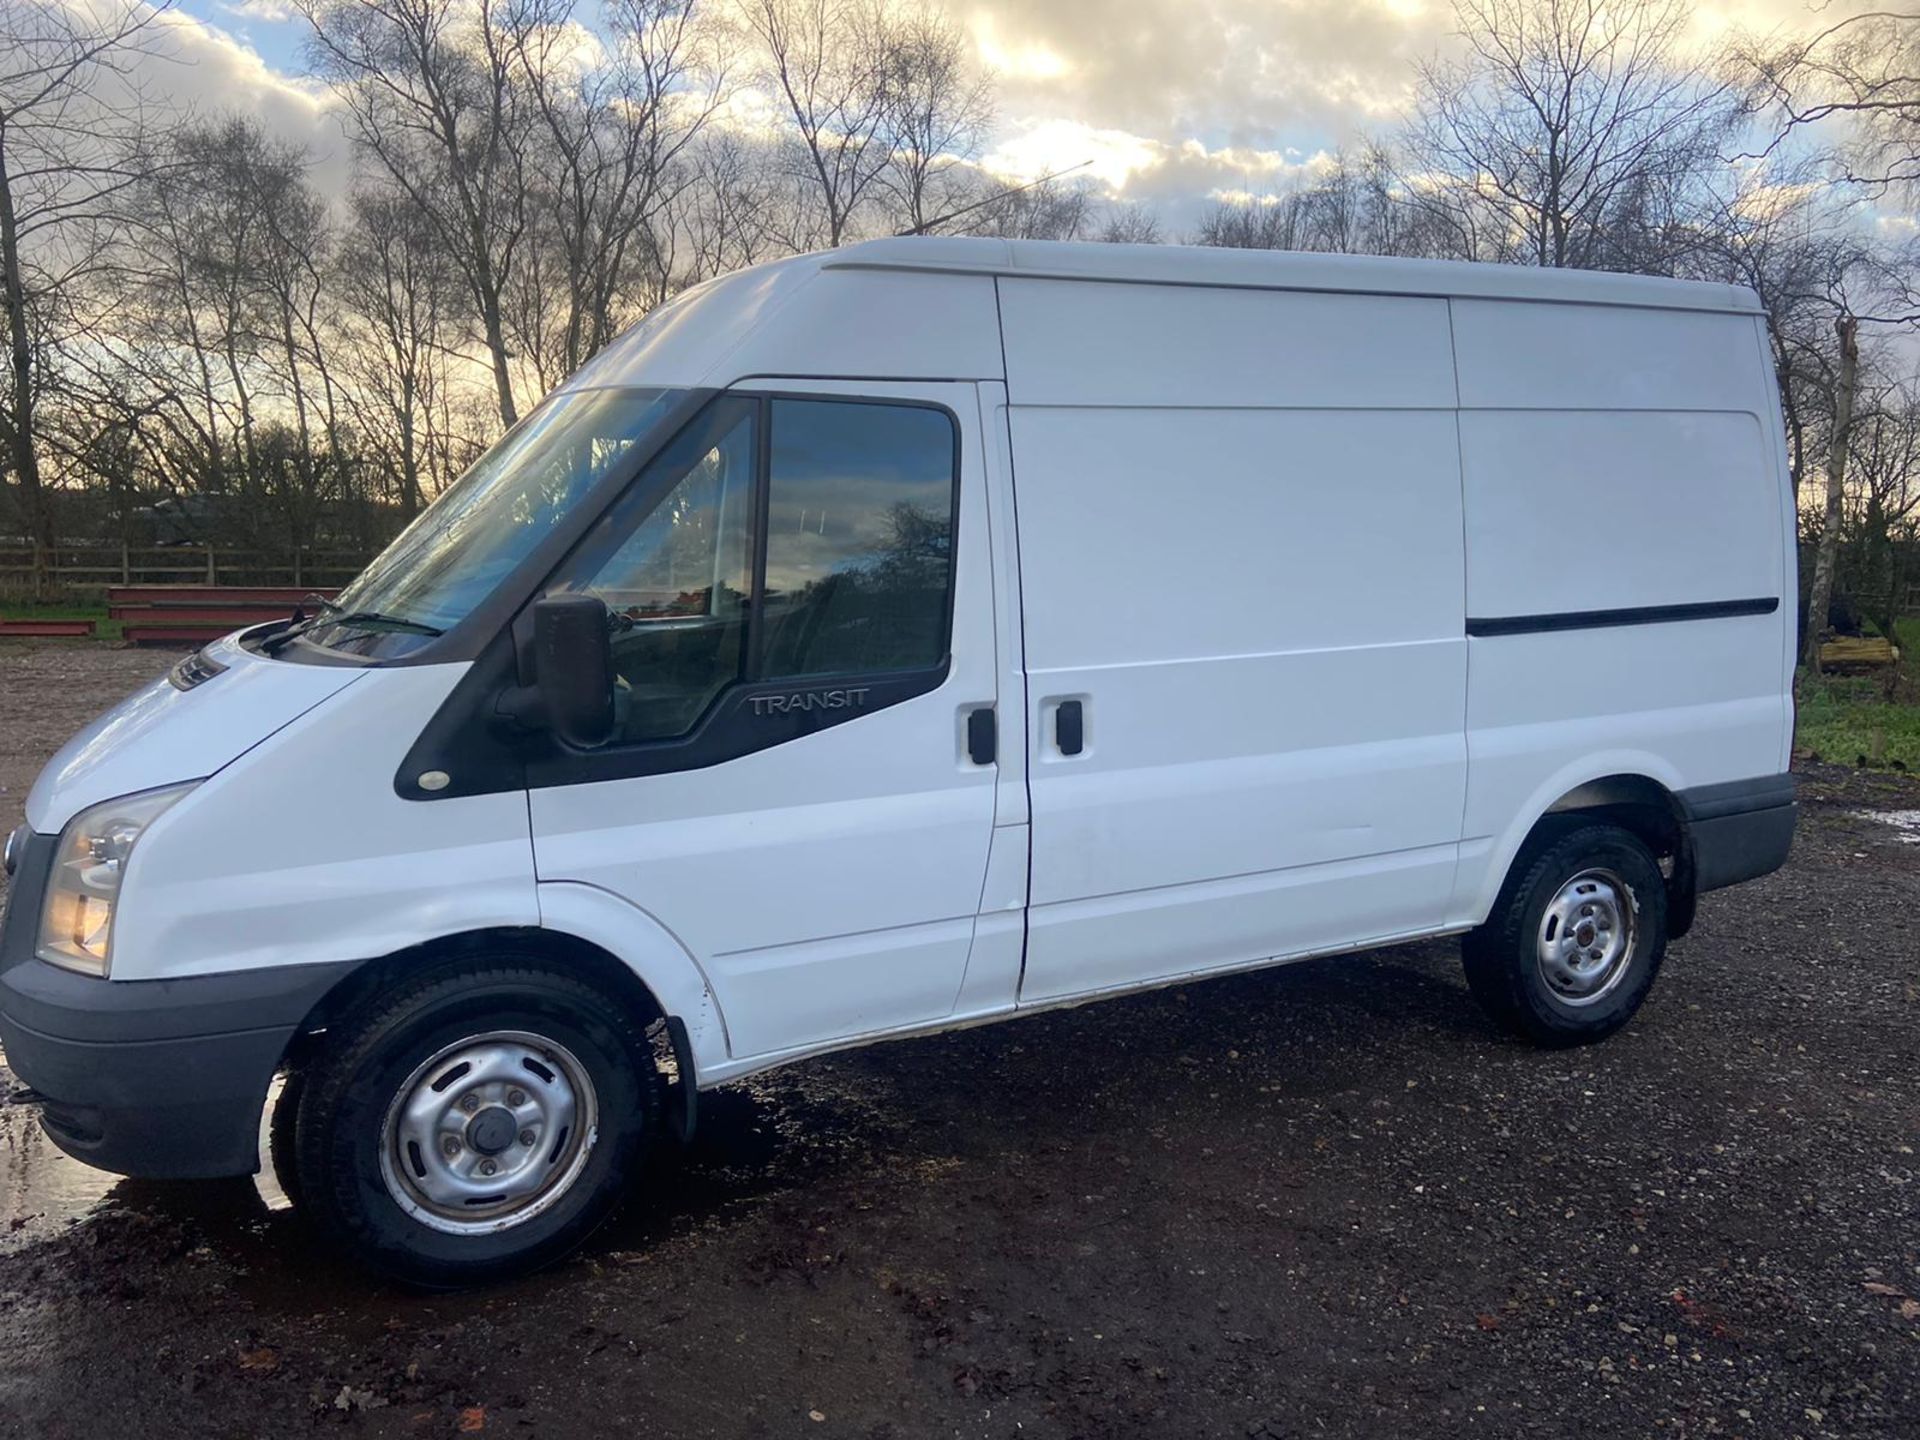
[206, 546, 216, 585]
[121, 542, 130, 585]
[293, 546, 303, 588]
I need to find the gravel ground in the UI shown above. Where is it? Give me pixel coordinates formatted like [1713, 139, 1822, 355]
[0, 640, 1916, 1440]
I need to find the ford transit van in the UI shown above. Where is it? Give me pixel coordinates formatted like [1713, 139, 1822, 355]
[0, 238, 1798, 1284]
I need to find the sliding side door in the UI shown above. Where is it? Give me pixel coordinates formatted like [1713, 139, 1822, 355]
[1001, 278, 1470, 1003]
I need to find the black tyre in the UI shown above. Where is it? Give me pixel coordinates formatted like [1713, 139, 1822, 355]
[1462, 821, 1668, 1047]
[288, 955, 661, 1288]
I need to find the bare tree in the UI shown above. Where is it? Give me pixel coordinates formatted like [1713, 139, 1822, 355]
[502, 0, 721, 387]
[336, 188, 464, 516]
[1734, 15, 1920, 663]
[874, 2, 992, 234]
[1743, 12, 1920, 337]
[298, 0, 532, 427]
[660, 128, 795, 283]
[1194, 195, 1305, 251]
[1194, 148, 1455, 257]
[1805, 312, 1861, 670]
[1097, 201, 1162, 245]
[1688, 154, 1867, 506]
[964, 173, 1093, 241]
[1746, 11, 1920, 205]
[0, 0, 169, 588]
[90, 118, 347, 551]
[1844, 372, 1920, 641]
[1403, 0, 1741, 271]
[738, 0, 894, 246]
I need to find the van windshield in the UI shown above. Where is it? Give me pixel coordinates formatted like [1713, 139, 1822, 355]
[303, 387, 680, 658]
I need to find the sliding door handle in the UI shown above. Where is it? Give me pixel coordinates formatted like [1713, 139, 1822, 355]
[1055, 699, 1084, 756]
[966, 706, 997, 766]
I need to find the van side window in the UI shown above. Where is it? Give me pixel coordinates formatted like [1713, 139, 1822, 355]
[577, 409, 756, 742]
[563, 395, 956, 747]
[759, 399, 957, 679]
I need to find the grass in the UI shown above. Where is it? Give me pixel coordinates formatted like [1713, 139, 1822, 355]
[1796, 672, 1920, 771]
[1795, 615, 1920, 772]
[0, 601, 124, 642]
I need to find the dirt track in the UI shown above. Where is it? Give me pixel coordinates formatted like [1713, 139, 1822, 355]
[1, 641, 1917, 1439]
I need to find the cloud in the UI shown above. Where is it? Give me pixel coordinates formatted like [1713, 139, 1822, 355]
[979, 115, 1348, 238]
[984, 118, 1162, 190]
[129, 2, 355, 196]
[217, 0, 300, 20]
[964, 0, 1448, 151]
[63, 0, 1899, 243]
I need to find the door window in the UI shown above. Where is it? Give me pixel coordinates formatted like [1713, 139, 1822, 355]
[563, 394, 958, 747]
[759, 400, 957, 679]
[575, 408, 756, 741]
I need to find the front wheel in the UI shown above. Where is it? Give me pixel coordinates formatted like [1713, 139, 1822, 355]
[1462, 822, 1668, 1047]
[287, 957, 661, 1287]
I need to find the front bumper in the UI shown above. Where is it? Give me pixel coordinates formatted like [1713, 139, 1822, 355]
[0, 830, 353, 1179]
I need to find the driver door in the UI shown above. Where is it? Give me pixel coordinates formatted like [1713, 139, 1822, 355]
[527, 382, 1001, 1059]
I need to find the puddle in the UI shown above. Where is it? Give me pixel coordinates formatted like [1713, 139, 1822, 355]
[1, 1036, 873, 1288]
[1851, 808, 1920, 843]
[0, 1097, 117, 1250]
[0, 1052, 291, 1252]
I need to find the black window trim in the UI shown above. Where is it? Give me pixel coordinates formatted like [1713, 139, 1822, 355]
[396, 386, 966, 800]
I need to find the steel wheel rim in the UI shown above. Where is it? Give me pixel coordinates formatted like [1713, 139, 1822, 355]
[378, 1030, 600, 1236]
[1535, 867, 1637, 1007]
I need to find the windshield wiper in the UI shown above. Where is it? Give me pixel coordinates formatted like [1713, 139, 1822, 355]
[315, 609, 445, 637]
[262, 599, 443, 654]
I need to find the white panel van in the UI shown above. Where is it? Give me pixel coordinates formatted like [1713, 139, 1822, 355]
[0, 239, 1797, 1284]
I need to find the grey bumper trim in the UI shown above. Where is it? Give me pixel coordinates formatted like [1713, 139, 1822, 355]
[1676, 774, 1797, 893]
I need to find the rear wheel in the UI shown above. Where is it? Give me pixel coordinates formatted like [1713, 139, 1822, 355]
[1463, 822, 1668, 1046]
[288, 956, 660, 1288]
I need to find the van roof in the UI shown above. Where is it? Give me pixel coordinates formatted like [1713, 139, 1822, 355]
[819, 236, 1765, 315]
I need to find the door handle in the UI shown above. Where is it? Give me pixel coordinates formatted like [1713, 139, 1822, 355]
[1055, 699, 1084, 756]
[966, 706, 997, 766]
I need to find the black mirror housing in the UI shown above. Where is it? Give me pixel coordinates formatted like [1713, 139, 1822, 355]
[507, 594, 615, 749]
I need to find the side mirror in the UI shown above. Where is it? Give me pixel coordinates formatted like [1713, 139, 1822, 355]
[511, 594, 615, 749]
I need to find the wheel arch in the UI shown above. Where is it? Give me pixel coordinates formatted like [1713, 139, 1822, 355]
[1471, 760, 1698, 939]
[281, 886, 729, 1100]
[1546, 773, 1685, 856]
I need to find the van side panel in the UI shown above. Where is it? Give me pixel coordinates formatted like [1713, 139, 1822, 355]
[1447, 299, 1791, 926]
[1001, 279, 1468, 1002]
[1451, 298, 1768, 412]
[1461, 410, 1782, 618]
[999, 278, 1456, 410]
[562, 266, 1005, 392]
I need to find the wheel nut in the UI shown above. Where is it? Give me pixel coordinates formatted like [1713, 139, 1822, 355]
[519, 1128, 536, 1147]
[460, 1093, 480, 1113]
[507, 1089, 526, 1107]
[441, 1136, 460, 1158]
[480, 1159, 497, 1176]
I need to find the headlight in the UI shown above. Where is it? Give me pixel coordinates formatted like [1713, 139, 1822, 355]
[37, 783, 197, 977]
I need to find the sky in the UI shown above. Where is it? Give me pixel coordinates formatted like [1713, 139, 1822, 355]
[142, 0, 1864, 231]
